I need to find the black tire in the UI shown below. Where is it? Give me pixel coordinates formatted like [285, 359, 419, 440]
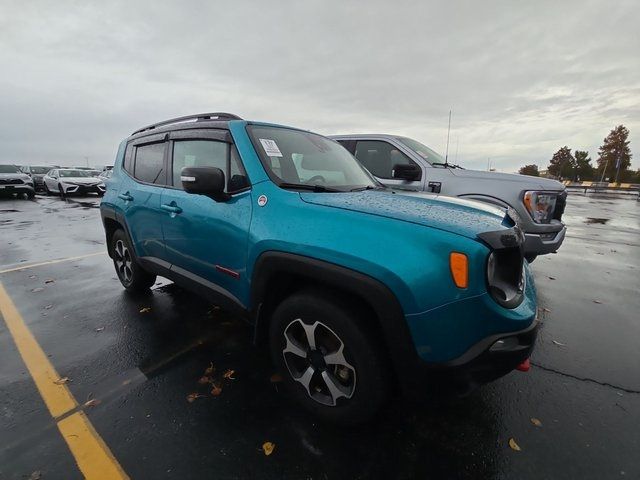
[269, 289, 390, 424]
[58, 184, 65, 198]
[44, 183, 52, 195]
[111, 229, 156, 292]
[26, 191, 35, 200]
[525, 254, 537, 263]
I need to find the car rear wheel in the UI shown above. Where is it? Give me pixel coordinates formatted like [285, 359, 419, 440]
[111, 229, 156, 292]
[269, 290, 390, 424]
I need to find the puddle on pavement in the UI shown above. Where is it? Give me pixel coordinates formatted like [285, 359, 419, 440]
[0, 209, 20, 213]
[585, 217, 610, 224]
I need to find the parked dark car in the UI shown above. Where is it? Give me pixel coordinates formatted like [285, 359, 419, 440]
[21, 165, 59, 191]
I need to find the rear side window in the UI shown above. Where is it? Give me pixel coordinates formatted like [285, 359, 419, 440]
[133, 143, 165, 184]
[354, 140, 419, 180]
[123, 144, 134, 173]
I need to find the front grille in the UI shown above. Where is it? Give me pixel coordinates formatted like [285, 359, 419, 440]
[0, 178, 22, 185]
[553, 191, 567, 221]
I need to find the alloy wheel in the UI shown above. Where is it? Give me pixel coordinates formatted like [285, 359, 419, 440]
[114, 239, 133, 284]
[282, 319, 356, 406]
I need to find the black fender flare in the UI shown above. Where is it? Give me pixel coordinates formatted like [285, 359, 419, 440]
[250, 251, 422, 392]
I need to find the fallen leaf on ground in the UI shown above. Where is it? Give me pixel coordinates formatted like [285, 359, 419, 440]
[139, 307, 151, 313]
[44, 304, 53, 310]
[552, 340, 566, 346]
[270, 373, 284, 383]
[548, 276, 556, 280]
[593, 300, 602, 304]
[44, 279, 55, 284]
[203, 362, 215, 376]
[31, 287, 44, 293]
[54, 377, 70, 385]
[508, 437, 521, 451]
[223, 369, 236, 380]
[541, 307, 551, 313]
[29, 275, 37, 279]
[84, 398, 101, 408]
[530, 418, 542, 427]
[198, 376, 213, 385]
[29, 471, 42, 480]
[186, 393, 206, 403]
[95, 327, 105, 332]
[262, 441, 275, 456]
[211, 383, 223, 396]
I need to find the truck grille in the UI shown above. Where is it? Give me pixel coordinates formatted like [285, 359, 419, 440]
[553, 191, 567, 221]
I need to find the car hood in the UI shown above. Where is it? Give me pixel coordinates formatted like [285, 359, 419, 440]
[59, 177, 101, 184]
[0, 172, 30, 181]
[300, 190, 510, 240]
[449, 168, 564, 191]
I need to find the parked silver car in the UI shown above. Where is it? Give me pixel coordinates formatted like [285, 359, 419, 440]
[42, 168, 106, 197]
[331, 134, 566, 262]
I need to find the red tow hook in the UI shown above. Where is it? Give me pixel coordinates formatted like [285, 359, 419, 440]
[516, 358, 531, 372]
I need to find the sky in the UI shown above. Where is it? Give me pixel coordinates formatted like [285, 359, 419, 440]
[0, 0, 638, 172]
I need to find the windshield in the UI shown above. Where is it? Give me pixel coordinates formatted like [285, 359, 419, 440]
[59, 170, 94, 178]
[30, 166, 51, 174]
[0, 164, 21, 173]
[249, 126, 376, 191]
[396, 137, 446, 166]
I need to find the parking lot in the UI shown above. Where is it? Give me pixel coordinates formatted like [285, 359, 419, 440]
[0, 193, 638, 479]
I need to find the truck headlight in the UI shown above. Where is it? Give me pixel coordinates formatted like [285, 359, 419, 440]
[522, 191, 557, 224]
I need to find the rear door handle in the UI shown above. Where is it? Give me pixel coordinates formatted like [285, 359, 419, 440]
[118, 192, 133, 201]
[161, 204, 183, 215]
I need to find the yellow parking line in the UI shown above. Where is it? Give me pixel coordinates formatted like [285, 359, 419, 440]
[0, 282, 128, 479]
[0, 252, 106, 275]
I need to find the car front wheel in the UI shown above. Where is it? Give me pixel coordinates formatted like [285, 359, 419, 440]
[111, 229, 156, 292]
[269, 290, 390, 424]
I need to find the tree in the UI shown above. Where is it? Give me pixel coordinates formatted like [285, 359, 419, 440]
[548, 146, 575, 179]
[596, 125, 632, 181]
[574, 150, 594, 181]
[518, 164, 539, 176]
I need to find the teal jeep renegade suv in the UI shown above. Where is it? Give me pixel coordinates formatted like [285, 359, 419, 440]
[100, 113, 538, 423]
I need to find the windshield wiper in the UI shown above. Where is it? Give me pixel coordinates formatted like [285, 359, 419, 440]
[349, 185, 386, 192]
[431, 162, 464, 169]
[279, 182, 342, 192]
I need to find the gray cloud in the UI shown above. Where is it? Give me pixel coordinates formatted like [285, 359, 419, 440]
[0, 0, 638, 172]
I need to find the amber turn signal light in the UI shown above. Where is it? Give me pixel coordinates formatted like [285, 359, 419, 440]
[450, 252, 468, 288]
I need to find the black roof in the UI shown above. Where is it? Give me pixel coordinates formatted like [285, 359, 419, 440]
[130, 112, 242, 138]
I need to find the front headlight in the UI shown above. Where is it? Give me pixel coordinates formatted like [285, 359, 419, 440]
[522, 191, 557, 223]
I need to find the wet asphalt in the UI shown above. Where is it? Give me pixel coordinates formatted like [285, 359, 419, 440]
[0, 192, 638, 479]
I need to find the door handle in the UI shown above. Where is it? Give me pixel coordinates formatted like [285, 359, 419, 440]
[161, 204, 183, 214]
[118, 192, 133, 201]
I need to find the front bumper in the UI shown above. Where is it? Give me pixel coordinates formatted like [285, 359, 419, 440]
[524, 225, 566, 256]
[402, 320, 539, 397]
[0, 183, 35, 195]
[63, 184, 105, 195]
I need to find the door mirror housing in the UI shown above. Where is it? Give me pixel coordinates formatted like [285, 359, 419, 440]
[181, 167, 230, 202]
[392, 163, 421, 181]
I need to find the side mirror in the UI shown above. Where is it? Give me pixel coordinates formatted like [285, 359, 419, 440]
[392, 163, 421, 181]
[181, 166, 229, 202]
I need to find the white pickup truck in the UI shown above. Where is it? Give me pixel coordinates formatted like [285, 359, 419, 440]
[331, 134, 567, 262]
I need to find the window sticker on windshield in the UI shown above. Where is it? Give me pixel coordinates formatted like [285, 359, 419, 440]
[259, 138, 283, 157]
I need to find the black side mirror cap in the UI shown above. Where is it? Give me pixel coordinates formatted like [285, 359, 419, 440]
[181, 166, 230, 202]
[392, 163, 421, 181]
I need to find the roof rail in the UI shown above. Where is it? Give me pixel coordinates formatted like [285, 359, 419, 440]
[131, 112, 243, 135]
